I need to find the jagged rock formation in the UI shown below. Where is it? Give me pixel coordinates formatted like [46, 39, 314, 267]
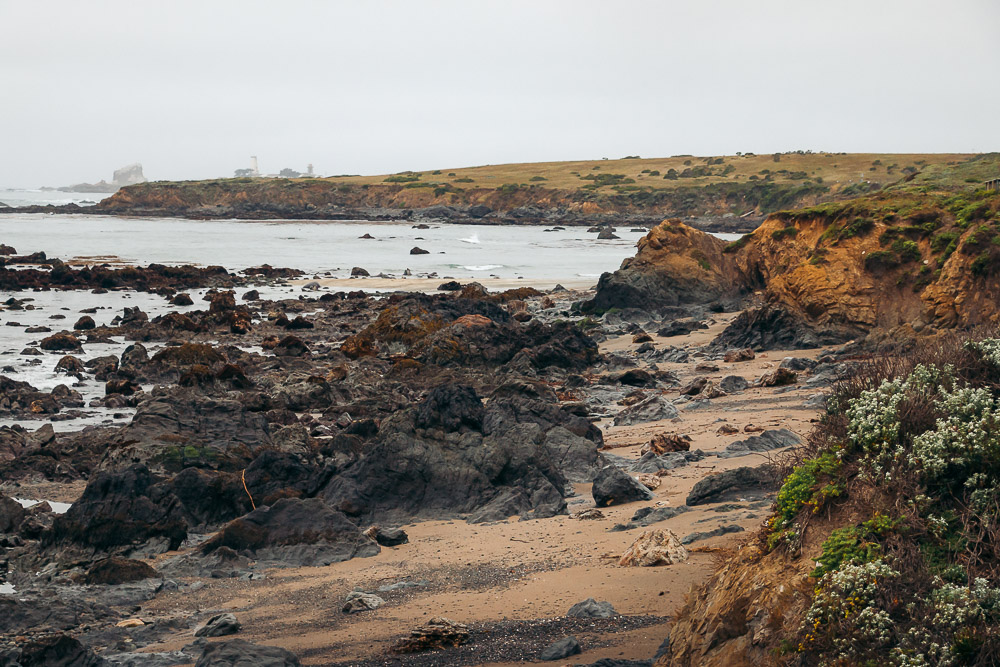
[582, 220, 746, 313]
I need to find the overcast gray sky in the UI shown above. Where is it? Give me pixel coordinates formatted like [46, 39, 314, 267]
[2, 0, 998, 187]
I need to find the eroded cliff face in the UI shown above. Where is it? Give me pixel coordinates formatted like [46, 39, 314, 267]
[657, 542, 816, 667]
[89, 178, 829, 227]
[589, 190, 1000, 343]
[582, 219, 746, 313]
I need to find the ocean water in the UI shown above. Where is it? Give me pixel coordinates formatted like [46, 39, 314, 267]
[0, 213, 654, 281]
[0, 188, 114, 208]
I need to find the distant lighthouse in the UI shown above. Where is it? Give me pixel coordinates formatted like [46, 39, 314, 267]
[250, 156, 260, 177]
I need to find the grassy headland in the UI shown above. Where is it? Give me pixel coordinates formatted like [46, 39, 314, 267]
[85, 152, 996, 225]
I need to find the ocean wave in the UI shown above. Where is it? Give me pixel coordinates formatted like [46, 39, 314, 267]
[463, 264, 503, 271]
[460, 234, 480, 244]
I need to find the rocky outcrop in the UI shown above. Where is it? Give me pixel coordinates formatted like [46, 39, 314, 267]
[200, 497, 379, 567]
[588, 191, 1000, 346]
[321, 385, 601, 523]
[582, 220, 745, 313]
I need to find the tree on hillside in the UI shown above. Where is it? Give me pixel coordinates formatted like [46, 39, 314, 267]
[234, 168, 254, 177]
[279, 168, 302, 178]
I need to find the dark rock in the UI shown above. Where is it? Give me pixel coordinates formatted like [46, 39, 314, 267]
[567, 598, 616, 619]
[539, 636, 582, 661]
[613, 394, 679, 426]
[682, 524, 745, 544]
[194, 639, 300, 667]
[679, 377, 708, 396]
[170, 292, 194, 306]
[39, 333, 82, 352]
[711, 303, 854, 351]
[686, 465, 778, 506]
[657, 319, 707, 338]
[607, 368, 656, 387]
[350, 267, 370, 277]
[437, 280, 461, 291]
[409, 247, 430, 255]
[273, 335, 308, 357]
[719, 375, 748, 393]
[322, 388, 587, 524]
[201, 497, 379, 567]
[372, 527, 408, 547]
[195, 613, 241, 637]
[84, 556, 159, 585]
[3, 633, 103, 667]
[718, 428, 801, 459]
[780, 356, 818, 371]
[73, 316, 96, 331]
[592, 466, 654, 507]
[47, 465, 188, 556]
[0, 493, 26, 533]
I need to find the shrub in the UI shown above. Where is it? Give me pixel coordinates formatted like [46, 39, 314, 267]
[864, 250, 899, 272]
[384, 174, 420, 183]
[771, 226, 799, 241]
[723, 233, 754, 253]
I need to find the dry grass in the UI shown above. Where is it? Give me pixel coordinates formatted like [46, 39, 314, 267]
[320, 152, 977, 193]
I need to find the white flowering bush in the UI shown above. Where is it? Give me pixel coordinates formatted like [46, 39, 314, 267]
[802, 560, 900, 660]
[785, 338, 1000, 664]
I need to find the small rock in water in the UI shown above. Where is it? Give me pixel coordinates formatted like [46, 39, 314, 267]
[410, 246, 430, 255]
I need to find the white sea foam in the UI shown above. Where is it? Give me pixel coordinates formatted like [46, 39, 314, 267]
[459, 233, 480, 244]
[462, 264, 503, 271]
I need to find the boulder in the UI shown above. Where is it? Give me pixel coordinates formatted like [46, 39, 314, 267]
[410, 247, 430, 255]
[723, 348, 755, 363]
[200, 497, 379, 567]
[83, 556, 158, 585]
[618, 529, 688, 567]
[195, 613, 242, 637]
[322, 386, 582, 524]
[194, 639, 301, 667]
[47, 464, 188, 556]
[73, 316, 96, 330]
[719, 375, 748, 393]
[39, 333, 82, 352]
[717, 428, 801, 459]
[2, 634, 103, 667]
[273, 335, 308, 357]
[540, 636, 582, 660]
[592, 466, 655, 507]
[759, 367, 797, 387]
[54, 355, 85, 375]
[342, 591, 385, 613]
[686, 465, 778, 506]
[613, 394, 679, 426]
[568, 598, 617, 619]
[0, 493, 26, 533]
[350, 267, 370, 277]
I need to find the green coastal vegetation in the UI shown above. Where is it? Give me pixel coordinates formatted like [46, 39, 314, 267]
[763, 335, 1000, 664]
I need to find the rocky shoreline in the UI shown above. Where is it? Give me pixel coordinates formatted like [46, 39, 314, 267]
[0, 234, 842, 665]
[0, 200, 761, 234]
